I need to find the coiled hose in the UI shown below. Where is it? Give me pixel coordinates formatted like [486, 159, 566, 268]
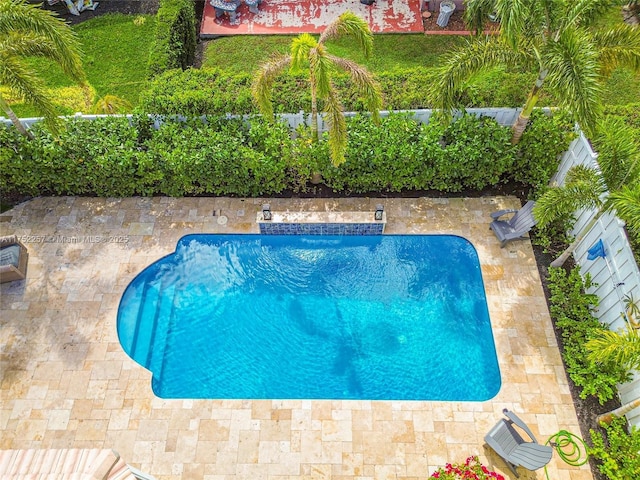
[544, 430, 589, 480]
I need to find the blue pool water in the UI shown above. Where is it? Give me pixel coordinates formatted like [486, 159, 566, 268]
[117, 235, 501, 400]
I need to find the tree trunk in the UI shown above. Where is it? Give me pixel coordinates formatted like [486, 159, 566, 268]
[511, 68, 548, 145]
[550, 211, 602, 268]
[0, 94, 33, 139]
[597, 397, 640, 424]
[310, 72, 318, 143]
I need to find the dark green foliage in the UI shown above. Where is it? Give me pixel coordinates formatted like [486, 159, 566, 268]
[547, 267, 632, 404]
[0, 118, 142, 197]
[143, 117, 291, 196]
[147, 0, 196, 78]
[137, 67, 533, 115]
[0, 112, 570, 199]
[512, 110, 576, 192]
[604, 103, 640, 130]
[319, 113, 515, 193]
[589, 416, 640, 480]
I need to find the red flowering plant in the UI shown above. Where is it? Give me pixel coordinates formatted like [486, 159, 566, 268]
[431, 456, 505, 480]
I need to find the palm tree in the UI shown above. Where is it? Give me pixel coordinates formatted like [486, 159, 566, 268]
[534, 117, 640, 267]
[252, 11, 382, 167]
[432, 0, 640, 144]
[0, 0, 86, 138]
[587, 295, 640, 424]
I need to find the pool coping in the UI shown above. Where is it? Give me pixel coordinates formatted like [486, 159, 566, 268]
[0, 196, 594, 480]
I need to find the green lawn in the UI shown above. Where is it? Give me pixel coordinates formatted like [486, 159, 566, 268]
[201, 34, 467, 73]
[9, 13, 156, 116]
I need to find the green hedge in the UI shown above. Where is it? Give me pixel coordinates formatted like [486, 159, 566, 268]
[137, 67, 534, 115]
[147, 0, 197, 78]
[0, 111, 573, 198]
[547, 266, 631, 404]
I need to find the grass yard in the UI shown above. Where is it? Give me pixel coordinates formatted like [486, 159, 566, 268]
[201, 34, 467, 73]
[9, 13, 156, 117]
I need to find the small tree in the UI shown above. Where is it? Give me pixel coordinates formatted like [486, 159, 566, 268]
[0, 0, 86, 137]
[534, 117, 640, 267]
[432, 0, 640, 144]
[252, 11, 382, 167]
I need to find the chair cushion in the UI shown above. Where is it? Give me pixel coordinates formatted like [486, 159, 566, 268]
[0, 245, 21, 268]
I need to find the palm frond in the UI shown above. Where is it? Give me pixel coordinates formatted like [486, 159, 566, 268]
[430, 36, 525, 112]
[290, 34, 316, 73]
[319, 11, 373, 59]
[463, 0, 497, 36]
[0, 50, 60, 133]
[592, 26, 640, 77]
[251, 55, 291, 120]
[607, 184, 640, 234]
[0, 0, 85, 83]
[592, 116, 640, 190]
[309, 45, 332, 100]
[542, 27, 601, 134]
[2, 32, 59, 59]
[92, 95, 132, 114]
[586, 328, 640, 370]
[327, 54, 382, 122]
[563, 0, 611, 29]
[533, 165, 605, 227]
[323, 85, 347, 167]
[494, 0, 533, 47]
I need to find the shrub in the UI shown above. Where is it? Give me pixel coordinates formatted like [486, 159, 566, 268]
[513, 109, 576, 192]
[547, 267, 631, 404]
[137, 67, 541, 115]
[147, 0, 196, 78]
[321, 113, 514, 193]
[589, 416, 640, 480]
[0, 112, 572, 199]
[431, 456, 505, 480]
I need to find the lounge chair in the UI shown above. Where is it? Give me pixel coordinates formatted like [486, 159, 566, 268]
[0, 235, 28, 283]
[0, 448, 157, 480]
[489, 200, 537, 248]
[484, 409, 553, 477]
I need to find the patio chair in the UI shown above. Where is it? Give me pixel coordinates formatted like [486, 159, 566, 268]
[489, 200, 537, 248]
[0, 235, 28, 283]
[484, 409, 553, 478]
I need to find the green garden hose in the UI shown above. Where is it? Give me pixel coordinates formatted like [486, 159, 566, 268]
[544, 430, 589, 480]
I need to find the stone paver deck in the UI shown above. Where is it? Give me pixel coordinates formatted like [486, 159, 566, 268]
[0, 196, 593, 480]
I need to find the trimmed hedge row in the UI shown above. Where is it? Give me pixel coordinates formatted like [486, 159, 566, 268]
[147, 0, 197, 78]
[547, 266, 632, 404]
[0, 111, 574, 198]
[137, 67, 536, 115]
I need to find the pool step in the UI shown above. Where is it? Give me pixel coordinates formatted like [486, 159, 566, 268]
[146, 283, 176, 375]
[129, 279, 161, 367]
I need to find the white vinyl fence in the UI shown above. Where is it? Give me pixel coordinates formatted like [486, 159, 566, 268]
[553, 133, 640, 427]
[1, 107, 527, 131]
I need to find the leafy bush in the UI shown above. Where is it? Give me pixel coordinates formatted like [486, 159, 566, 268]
[143, 117, 292, 196]
[431, 456, 505, 480]
[320, 113, 515, 193]
[589, 416, 640, 480]
[0, 111, 571, 199]
[0, 118, 142, 197]
[137, 67, 537, 115]
[513, 110, 576, 192]
[547, 267, 631, 404]
[147, 0, 196, 78]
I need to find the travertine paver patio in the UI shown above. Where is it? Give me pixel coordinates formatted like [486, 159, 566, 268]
[0, 196, 593, 480]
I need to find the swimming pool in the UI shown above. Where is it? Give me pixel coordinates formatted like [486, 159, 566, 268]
[117, 235, 500, 400]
